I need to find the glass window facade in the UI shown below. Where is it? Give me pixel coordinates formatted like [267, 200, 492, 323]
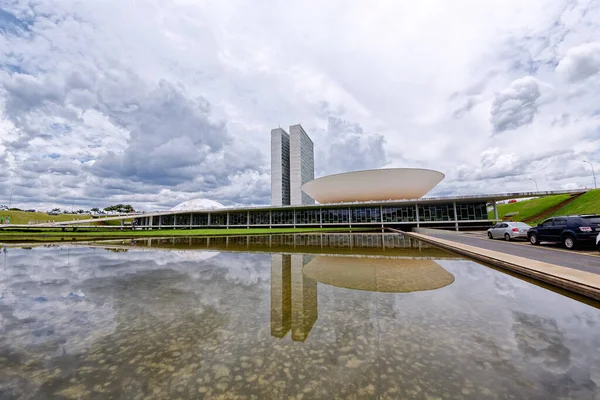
[147, 201, 489, 230]
[160, 215, 174, 226]
[351, 207, 380, 223]
[418, 204, 455, 222]
[174, 214, 190, 226]
[272, 211, 294, 225]
[295, 209, 320, 224]
[281, 134, 291, 206]
[321, 208, 350, 224]
[192, 214, 209, 226]
[229, 212, 248, 226]
[249, 211, 270, 225]
[382, 206, 416, 222]
[455, 203, 488, 221]
[210, 213, 227, 226]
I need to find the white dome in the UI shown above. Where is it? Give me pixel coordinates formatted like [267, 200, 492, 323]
[171, 198, 225, 211]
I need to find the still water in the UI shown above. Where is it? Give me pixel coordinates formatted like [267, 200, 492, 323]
[1, 234, 600, 399]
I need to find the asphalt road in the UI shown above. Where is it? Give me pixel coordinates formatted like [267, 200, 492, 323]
[428, 232, 600, 275]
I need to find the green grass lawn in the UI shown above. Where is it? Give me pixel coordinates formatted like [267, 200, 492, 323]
[487, 189, 600, 225]
[0, 210, 133, 226]
[0, 210, 94, 225]
[547, 188, 600, 217]
[0, 227, 369, 242]
[488, 194, 572, 222]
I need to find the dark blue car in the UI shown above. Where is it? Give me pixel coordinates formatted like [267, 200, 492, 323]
[527, 215, 600, 250]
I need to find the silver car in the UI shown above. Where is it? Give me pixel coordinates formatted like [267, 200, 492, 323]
[487, 221, 531, 241]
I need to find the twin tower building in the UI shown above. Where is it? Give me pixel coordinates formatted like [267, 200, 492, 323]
[271, 124, 315, 206]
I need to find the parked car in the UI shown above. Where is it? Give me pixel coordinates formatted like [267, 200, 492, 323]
[527, 215, 600, 250]
[487, 221, 531, 241]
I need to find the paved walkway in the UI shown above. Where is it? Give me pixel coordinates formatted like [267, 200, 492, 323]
[403, 231, 600, 302]
[426, 231, 600, 275]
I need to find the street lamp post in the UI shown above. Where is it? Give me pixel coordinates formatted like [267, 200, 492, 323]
[583, 160, 597, 189]
[528, 178, 539, 192]
[8, 187, 14, 209]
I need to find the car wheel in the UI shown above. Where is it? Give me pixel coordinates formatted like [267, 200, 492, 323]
[563, 235, 576, 250]
[504, 233, 511, 241]
[529, 234, 539, 245]
[487, 232, 493, 239]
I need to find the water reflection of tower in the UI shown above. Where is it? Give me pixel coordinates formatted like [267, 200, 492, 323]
[270, 254, 318, 342]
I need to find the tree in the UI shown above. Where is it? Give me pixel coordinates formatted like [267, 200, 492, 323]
[90, 207, 100, 213]
[51, 208, 61, 213]
[103, 204, 135, 213]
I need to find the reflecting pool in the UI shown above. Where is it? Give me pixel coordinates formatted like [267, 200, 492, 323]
[1, 234, 600, 399]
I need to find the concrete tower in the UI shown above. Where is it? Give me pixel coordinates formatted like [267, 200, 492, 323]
[271, 128, 290, 206]
[289, 124, 315, 205]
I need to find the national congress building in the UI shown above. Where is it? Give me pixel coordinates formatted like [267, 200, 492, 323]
[127, 124, 581, 231]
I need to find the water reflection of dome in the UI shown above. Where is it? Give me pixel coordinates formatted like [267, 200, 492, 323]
[302, 256, 455, 293]
[170, 198, 225, 211]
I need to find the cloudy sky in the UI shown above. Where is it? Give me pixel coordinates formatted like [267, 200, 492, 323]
[0, 0, 599, 211]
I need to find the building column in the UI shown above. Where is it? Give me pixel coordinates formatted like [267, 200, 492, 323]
[293, 210, 296, 228]
[226, 212, 230, 229]
[159, 215, 162, 230]
[319, 208, 323, 228]
[190, 213, 193, 230]
[208, 213, 211, 226]
[247, 211, 250, 229]
[348, 207, 352, 229]
[415, 204, 420, 228]
[380, 205, 384, 229]
[453, 201, 459, 232]
[493, 200, 498, 220]
[269, 210, 272, 229]
[149, 215, 153, 231]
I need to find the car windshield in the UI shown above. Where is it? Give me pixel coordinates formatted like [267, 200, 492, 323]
[509, 222, 529, 227]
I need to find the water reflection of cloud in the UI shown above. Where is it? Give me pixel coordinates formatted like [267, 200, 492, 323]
[512, 311, 571, 373]
[0, 246, 269, 359]
[0, 245, 599, 399]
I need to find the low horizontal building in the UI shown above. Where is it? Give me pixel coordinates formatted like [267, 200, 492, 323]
[132, 189, 584, 231]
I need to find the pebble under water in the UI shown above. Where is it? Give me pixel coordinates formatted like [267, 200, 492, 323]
[1, 234, 600, 399]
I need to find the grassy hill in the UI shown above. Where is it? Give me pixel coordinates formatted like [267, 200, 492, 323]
[0, 210, 93, 225]
[488, 189, 600, 225]
[488, 194, 572, 222]
[547, 188, 600, 217]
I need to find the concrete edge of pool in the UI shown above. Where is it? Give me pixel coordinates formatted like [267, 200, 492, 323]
[399, 230, 600, 302]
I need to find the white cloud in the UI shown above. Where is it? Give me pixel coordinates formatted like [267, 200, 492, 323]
[0, 0, 599, 210]
[556, 42, 600, 82]
[490, 76, 542, 134]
